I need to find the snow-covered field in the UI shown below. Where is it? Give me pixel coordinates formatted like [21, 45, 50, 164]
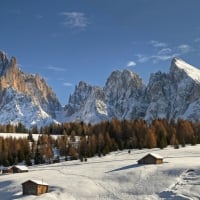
[1, 145, 200, 200]
[0, 133, 62, 141]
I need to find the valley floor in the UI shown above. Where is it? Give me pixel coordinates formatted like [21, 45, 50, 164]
[1, 145, 200, 200]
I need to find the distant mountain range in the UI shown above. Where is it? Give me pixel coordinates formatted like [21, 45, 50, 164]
[1, 50, 200, 127]
[64, 57, 200, 124]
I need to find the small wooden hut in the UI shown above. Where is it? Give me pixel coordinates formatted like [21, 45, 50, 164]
[2, 165, 28, 174]
[2, 166, 13, 174]
[12, 165, 29, 173]
[22, 179, 48, 196]
[138, 153, 163, 165]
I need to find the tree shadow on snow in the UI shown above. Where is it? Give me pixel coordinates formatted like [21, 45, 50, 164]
[0, 180, 23, 200]
[11, 193, 23, 199]
[106, 163, 141, 173]
[158, 190, 187, 200]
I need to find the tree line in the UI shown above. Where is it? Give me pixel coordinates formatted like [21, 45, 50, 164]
[1, 118, 200, 166]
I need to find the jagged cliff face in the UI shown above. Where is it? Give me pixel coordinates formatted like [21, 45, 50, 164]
[145, 58, 200, 122]
[65, 81, 93, 116]
[0, 51, 61, 127]
[1, 50, 200, 127]
[104, 69, 146, 119]
[64, 69, 146, 123]
[64, 81, 108, 123]
[64, 57, 200, 123]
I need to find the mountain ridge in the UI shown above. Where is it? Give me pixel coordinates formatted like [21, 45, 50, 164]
[1, 49, 200, 127]
[64, 56, 200, 123]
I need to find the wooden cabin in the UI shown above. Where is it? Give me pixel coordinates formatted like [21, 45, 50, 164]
[2, 165, 28, 174]
[22, 179, 48, 196]
[138, 153, 163, 165]
[12, 165, 28, 173]
[2, 166, 13, 174]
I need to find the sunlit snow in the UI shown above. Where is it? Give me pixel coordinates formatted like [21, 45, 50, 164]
[173, 57, 200, 82]
[1, 145, 200, 199]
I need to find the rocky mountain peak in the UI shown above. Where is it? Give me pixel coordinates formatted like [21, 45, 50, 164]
[9, 56, 17, 67]
[76, 81, 92, 92]
[0, 50, 9, 75]
[170, 57, 200, 83]
[104, 69, 144, 101]
[2, 50, 200, 127]
[64, 57, 200, 124]
[65, 81, 93, 116]
[0, 51, 62, 127]
[73, 81, 93, 103]
[104, 69, 144, 93]
[0, 50, 8, 61]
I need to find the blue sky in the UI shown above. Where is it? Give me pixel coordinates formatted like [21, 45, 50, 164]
[1, 0, 200, 105]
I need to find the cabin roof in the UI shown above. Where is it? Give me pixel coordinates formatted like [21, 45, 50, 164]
[138, 153, 163, 161]
[22, 179, 48, 186]
[13, 165, 28, 171]
[148, 153, 163, 159]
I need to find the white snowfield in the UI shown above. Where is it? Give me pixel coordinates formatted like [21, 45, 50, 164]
[0, 133, 61, 141]
[1, 145, 200, 200]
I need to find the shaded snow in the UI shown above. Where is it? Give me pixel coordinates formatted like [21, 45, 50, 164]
[0, 88, 59, 128]
[1, 145, 200, 199]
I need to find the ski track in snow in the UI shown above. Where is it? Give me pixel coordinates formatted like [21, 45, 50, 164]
[160, 169, 200, 200]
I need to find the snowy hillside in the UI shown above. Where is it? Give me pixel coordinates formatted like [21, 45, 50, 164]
[1, 145, 200, 199]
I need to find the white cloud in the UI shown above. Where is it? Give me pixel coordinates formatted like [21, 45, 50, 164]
[157, 48, 172, 55]
[135, 40, 194, 65]
[136, 52, 177, 64]
[47, 66, 66, 72]
[177, 44, 193, 54]
[127, 61, 136, 67]
[151, 54, 177, 63]
[149, 40, 167, 48]
[60, 12, 89, 28]
[63, 82, 73, 87]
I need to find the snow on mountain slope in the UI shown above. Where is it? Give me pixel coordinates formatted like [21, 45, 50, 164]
[0, 88, 58, 127]
[2, 50, 200, 127]
[0, 51, 61, 128]
[64, 69, 146, 123]
[1, 145, 200, 200]
[145, 57, 200, 122]
[63, 83, 108, 123]
[171, 57, 200, 82]
[104, 69, 145, 119]
[64, 57, 200, 124]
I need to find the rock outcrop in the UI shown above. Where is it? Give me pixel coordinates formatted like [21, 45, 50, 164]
[0, 50, 61, 127]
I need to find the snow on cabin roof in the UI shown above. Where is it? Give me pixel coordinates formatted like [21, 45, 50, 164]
[148, 153, 163, 159]
[138, 153, 163, 162]
[22, 179, 48, 186]
[2, 165, 28, 170]
[14, 165, 28, 171]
